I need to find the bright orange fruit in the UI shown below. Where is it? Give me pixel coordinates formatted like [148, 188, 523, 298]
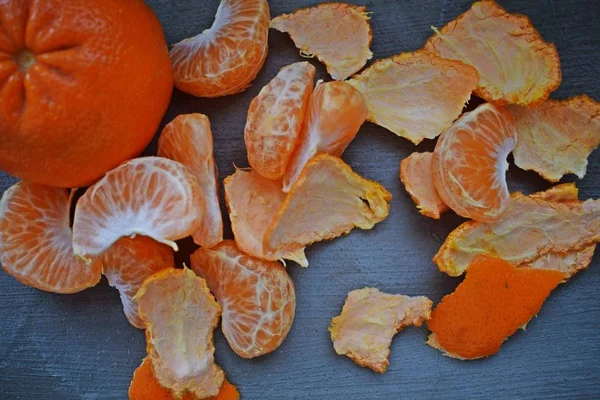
[245, 62, 315, 180]
[432, 103, 517, 222]
[72, 157, 204, 259]
[170, 0, 270, 97]
[282, 81, 367, 192]
[191, 240, 296, 358]
[158, 114, 223, 249]
[0, 181, 101, 293]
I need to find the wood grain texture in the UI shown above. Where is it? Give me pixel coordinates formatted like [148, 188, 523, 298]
[1, 0, 599, 399]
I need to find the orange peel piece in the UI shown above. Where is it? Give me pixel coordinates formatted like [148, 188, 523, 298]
[347, 50, 478, 144]
[136, 268, 224, 399]
[427, 256, 565, 360]
[282, 81, 367, 192]
[265, 154, 391, 253]
[223, 168, 307, 266]
[508, 95, 600, 182]
[191, 240, 296, 358]
[245, 62, 315, 180]
[158, 114, 223, 248]
[271, 3, 373, 80]
[102, 236, 174, 329]
[329, 288, 432, 373]
[0, 181, 101, 293]
[434, 184, 600, 277]
[399, 152, 449, 219]
[424, 0, 561, 106]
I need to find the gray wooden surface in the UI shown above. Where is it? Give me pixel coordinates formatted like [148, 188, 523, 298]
[1, 0, 599, 399]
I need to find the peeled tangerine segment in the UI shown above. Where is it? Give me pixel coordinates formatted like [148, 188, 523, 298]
[427, 256, 565, 360]
[136, 269, 224, 399]
[265, 154, 391, 253]
[158, 114, 223, 248]
[508, 95, 600, 182]
[329, 288, 432, 373]
[72, 157, 204, 258]
[223, 169, 307, 266]
[399, 152, 449, 219]
[434, 184, 600, 277]
[102, 236, 174, 329]
[245, 62, 315, 180]
[424, 0, 561, 106]
[0, 182, 101, 294]
[347, 50, 478, 144]
[432, 103, 517, 222]
[129, 358, 239, 400]
[271, 3, 373, 80]
[191, 241, 296, 358]
[282, 81, 367, 192]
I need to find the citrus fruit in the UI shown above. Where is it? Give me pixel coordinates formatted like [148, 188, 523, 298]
[434, 184, 600, 277]
[329, 288, 432, 373]
[271, 3, 372, 80]
[102, 236, 174, 329]
[158, 114, 223, 249]
[245, 62, 315, 180]
[0, 181, 101, 293]
[432, 103, 517, 222]
[170, 0, 270, 97]
[399, 152, 449, 219]
[191, 240, 296, 358]
[0, 0, 173, 187]
[508, 95, 600, 182]
[72, 157, 204, 259]
[427, 256, 565, 360]
[347, 50, 478, 144]
[424, 0, 560, 106]
[265, 154, 391, 253]
[282, 81, 367, 192]
[136, 268, 224, 399]
[223, 168, 308, 266]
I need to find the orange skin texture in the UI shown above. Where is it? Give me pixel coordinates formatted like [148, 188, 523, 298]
[427, 256, 565, 360]
[0, 0, 173, 187]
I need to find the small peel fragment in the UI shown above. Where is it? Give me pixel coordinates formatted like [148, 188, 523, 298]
[329, 287, 432, 373]
[347, 50, 478, 144]
[508, 95, 600, 182]
[265, 154, 392, 252]
[399, 152, 449, 219]
[224, 168, 308, 266]
[427, 256, 565, 360]
[136, 268, 224, 399]
[424, 0, 561, 106]
[271, 3, 373, 80]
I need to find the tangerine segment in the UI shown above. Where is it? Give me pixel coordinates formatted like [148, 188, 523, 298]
[427, 256, 565, 360]
[191, 241, 296, 359]
[72, 157, 204, 258]
[224, 169, 307, 266]
[347, 51, 478, 144]
[158, 114, 223, 249]
[434, 185, 600, 277]
[424, 0, 561, 106]
[432, 103, 517, 222]
[136, 268, 224, 399]
[271, 3, 372, 80]
[265, 154, 391, 252]
[102, 236, 174, 329]
[399, 152, 449, 219]
[282, 81, 367, 192]
[329, 288, 432, 373]
[508, 95, 600, 182]
[170, 0, 269, 97]
[0, 181, 101, 294]
[245, 62, 315, 180]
